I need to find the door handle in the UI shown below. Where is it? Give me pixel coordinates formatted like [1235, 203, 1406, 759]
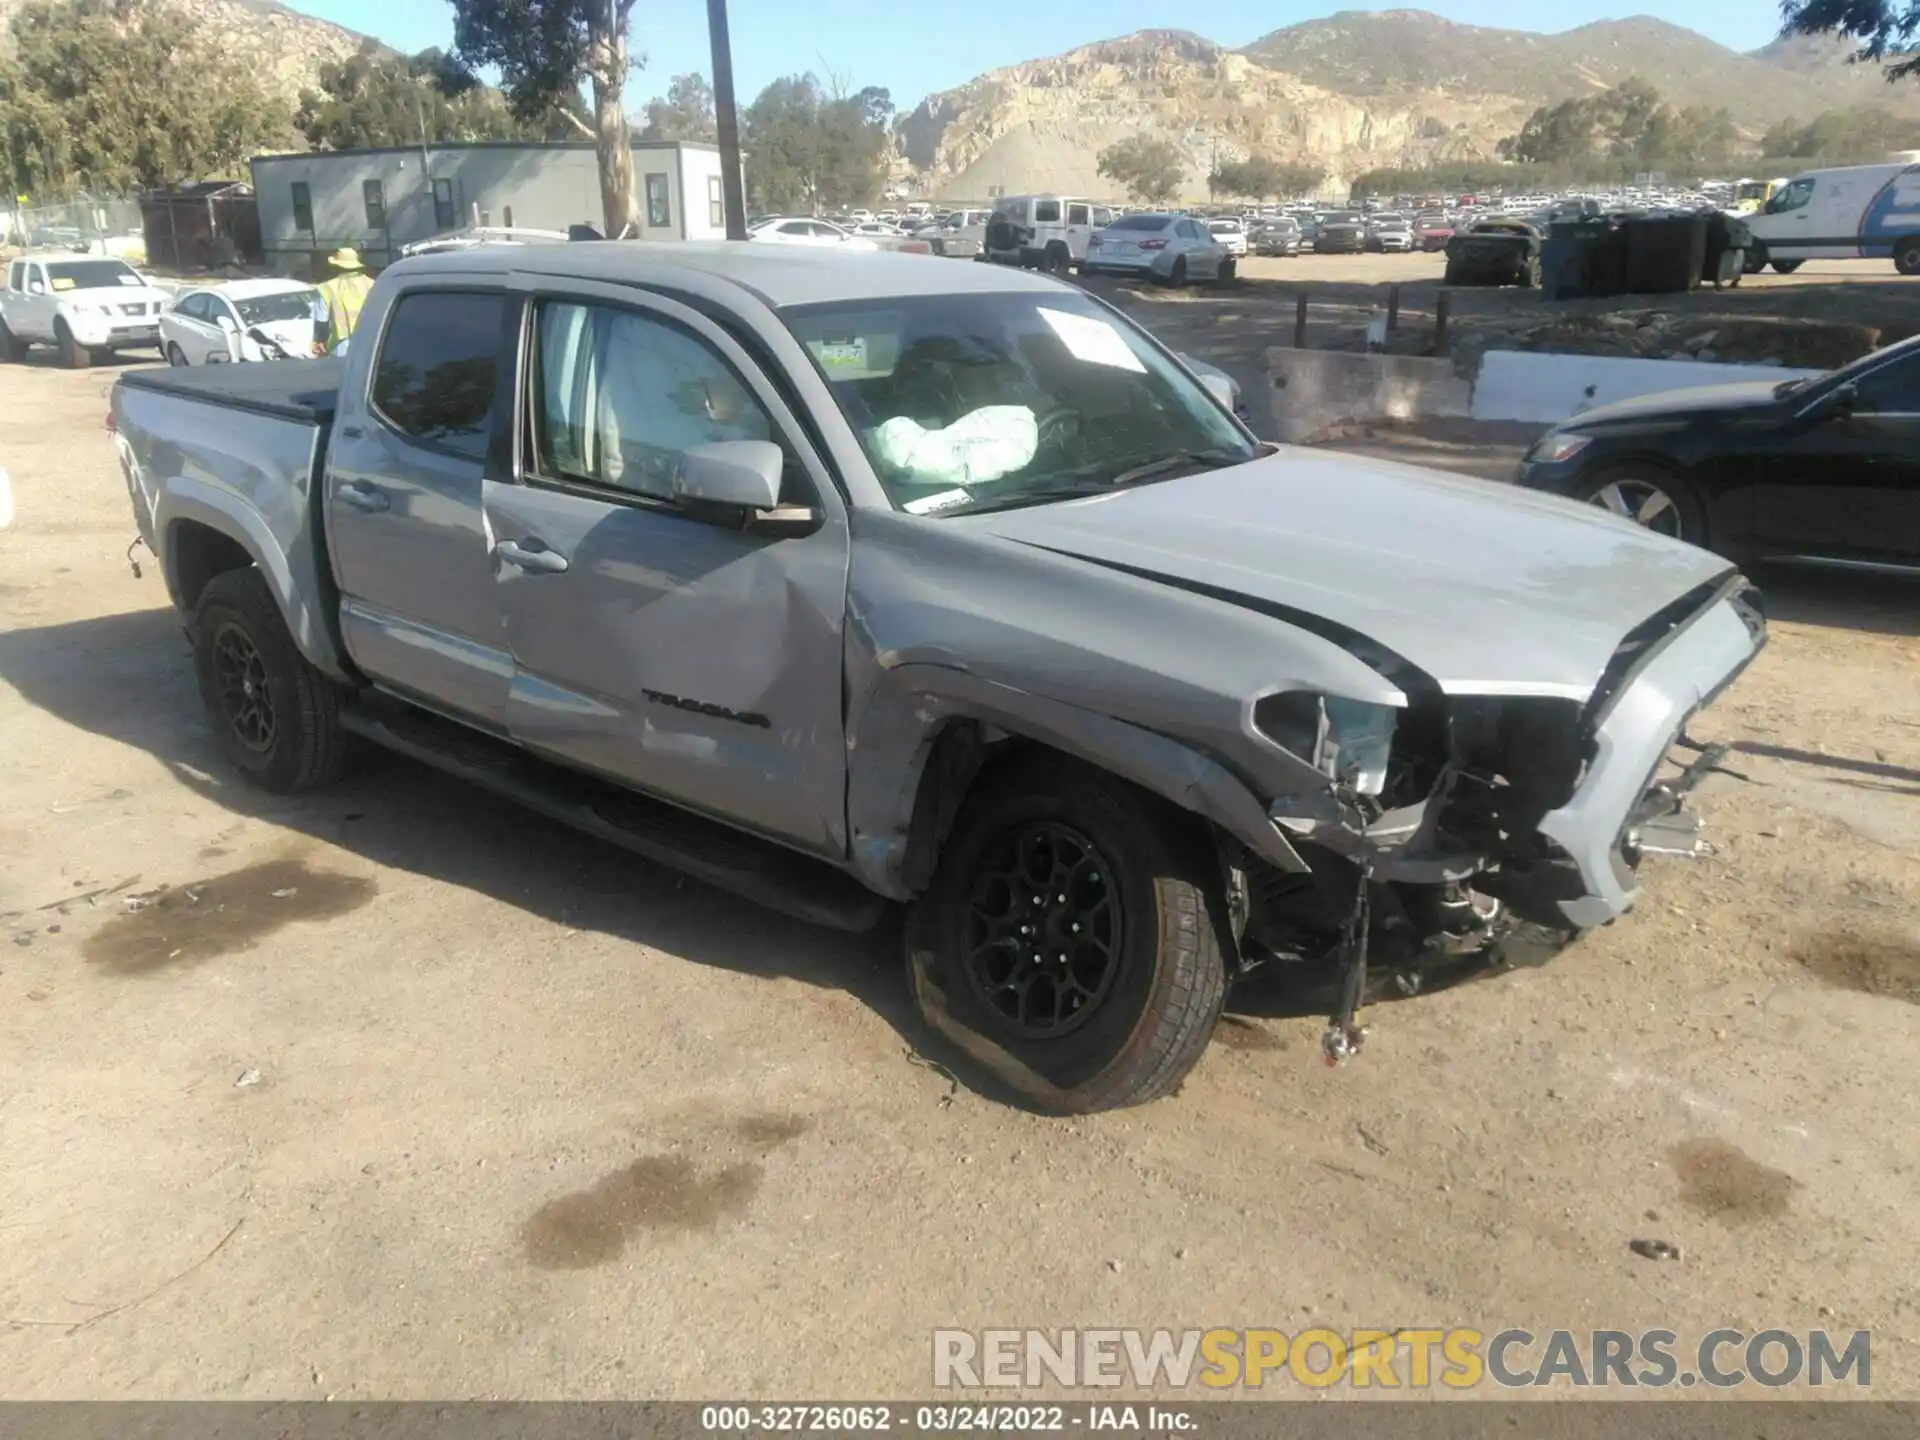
[495, 538, 570, 574]
[337, 481, 389, 513]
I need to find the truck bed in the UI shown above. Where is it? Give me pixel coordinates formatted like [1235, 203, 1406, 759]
[117, 358, 343, 425]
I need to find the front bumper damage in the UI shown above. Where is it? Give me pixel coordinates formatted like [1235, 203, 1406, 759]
[1257, 577, 1766, 1065]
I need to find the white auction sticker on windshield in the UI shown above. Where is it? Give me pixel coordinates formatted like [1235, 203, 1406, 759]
[1038, 307, 1145, 374]
[902, 488, 973, 515]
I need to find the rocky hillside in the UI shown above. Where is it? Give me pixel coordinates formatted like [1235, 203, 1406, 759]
[902, 10, 1920, 201]
[1242, 11, 1919, 126]
[898, 29, 1522, 202]
[0, 0, 367, 106]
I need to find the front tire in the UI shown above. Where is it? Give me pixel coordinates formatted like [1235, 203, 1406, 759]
[906, 758, 1229, 1114]
[1744, 242, 1769, 275]
[56, 321, 90, 369]
[1574, 466, 1707, 547]
[192, 567, 351, 793]
[1896, 240, 1920, 277]
[1771, 258, 1804, 275]
[166, 341, 189, 367]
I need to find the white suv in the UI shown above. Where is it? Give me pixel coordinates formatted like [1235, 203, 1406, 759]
[1, 256, 172, 368]
[982, 195, 1115, 273]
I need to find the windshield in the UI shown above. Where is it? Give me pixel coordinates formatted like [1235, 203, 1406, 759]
[236, 289, 321, 324]
[45, 260, 142, 291]
[782, 291, 1256, 516]
[1323, 212, 1362, 224]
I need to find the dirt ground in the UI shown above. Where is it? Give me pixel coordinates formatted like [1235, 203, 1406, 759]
[3, 340, 1919, 1403]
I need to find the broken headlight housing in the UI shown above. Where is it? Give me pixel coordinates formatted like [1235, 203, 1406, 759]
[1254, 692, 1400, 796]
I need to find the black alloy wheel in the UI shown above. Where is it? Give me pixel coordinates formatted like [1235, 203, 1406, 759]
[961, 820, 1123, 1040]
[210, 620, 278, 754]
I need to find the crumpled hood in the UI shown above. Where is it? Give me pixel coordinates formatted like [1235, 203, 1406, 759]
[962, 448, 1734, 701]
[1563, 378, 1791, 427]
[248, 318, 318, 356]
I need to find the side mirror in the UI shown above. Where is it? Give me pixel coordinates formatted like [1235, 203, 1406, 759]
[673, 440, 783, 512]
[216, 313, 238, 333]
[27, 280, 43, 295]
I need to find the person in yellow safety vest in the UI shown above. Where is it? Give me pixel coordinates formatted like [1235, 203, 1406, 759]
[312, 246, 375, 355]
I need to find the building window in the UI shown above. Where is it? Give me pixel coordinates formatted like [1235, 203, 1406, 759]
[432, 178, 456, 231]
[291, 182, 313, 233]
[363, 179, 387, 230]
[645, 173, 670, 229]
[708, 175, 724, 229]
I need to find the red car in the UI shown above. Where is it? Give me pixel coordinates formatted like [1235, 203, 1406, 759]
[1417, 213, 1455, 251]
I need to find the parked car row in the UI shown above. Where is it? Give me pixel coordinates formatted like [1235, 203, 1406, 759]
[0, 253, 332, 369]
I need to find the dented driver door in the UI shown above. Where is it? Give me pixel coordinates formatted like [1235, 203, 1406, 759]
[483, 278, 853, 858]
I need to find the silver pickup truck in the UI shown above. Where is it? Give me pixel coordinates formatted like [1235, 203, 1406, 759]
[111, 242, 1764, 1112]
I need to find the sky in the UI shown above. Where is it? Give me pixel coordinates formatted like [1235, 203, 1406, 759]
[300, 0, 1792, 112]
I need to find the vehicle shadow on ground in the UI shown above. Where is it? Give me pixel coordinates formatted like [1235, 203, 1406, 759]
[1759, 567, 1920, 640]
[0, 604, 935, 1069]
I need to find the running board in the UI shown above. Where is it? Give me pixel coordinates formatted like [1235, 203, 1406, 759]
[338, 697, 888, 934]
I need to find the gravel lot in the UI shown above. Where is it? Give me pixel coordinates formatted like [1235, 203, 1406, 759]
[3, 318, 1918, 1401]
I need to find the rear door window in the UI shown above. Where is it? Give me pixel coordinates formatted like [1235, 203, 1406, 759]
[1034, 200, 1061, 224]
[370, 289, 506, 460]
[1067, 203, 1090, 226]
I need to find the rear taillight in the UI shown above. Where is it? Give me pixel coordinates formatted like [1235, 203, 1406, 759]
[1140, 239, 1168, 250]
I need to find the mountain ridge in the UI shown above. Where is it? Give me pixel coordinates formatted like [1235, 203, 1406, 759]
[898, 9, 1920, 200]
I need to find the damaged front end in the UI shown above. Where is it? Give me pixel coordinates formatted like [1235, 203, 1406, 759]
[1236, 574, 1766, 1065]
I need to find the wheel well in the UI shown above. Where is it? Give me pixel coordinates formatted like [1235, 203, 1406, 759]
[896, 721, 1228, 895]
[170, 520, 255, 613]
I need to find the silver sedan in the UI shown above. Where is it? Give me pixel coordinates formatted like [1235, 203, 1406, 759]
[1082, 213, 1233, 285]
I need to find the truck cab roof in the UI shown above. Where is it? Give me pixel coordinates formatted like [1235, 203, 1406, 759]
[384, 240, 1067, 310]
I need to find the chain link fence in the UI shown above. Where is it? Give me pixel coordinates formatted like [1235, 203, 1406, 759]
[1, 195, 145, 253]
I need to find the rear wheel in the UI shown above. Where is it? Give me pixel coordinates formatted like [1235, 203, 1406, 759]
[1574, 467, 1706, 547]
[192, 567, 352, 793]
[1168, 256, 1189, 287]
[1217, 257, 1237, 284]
[0, 319, 23, 362]
[1042, 242, 1071, 276]
[55, 321, 90, 370]
[1896, 240, 1920, 277]
[906, 759, 1229, 1113]
[1743, 242, 1769, 274]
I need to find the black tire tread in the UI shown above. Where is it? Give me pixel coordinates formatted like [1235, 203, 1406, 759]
[911, 756, 1228, 1114]
[192, 567, 351, 793]
[56, 322, 90, 370]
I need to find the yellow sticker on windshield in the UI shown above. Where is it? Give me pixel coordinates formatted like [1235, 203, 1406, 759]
[816, 339, 867, 369]
[50, 277, 76, 291]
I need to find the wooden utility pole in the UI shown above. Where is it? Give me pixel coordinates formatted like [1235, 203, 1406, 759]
[707, 0, 749, 239]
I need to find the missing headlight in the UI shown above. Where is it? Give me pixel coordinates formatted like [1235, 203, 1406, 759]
[1253, 692, 1399, 796]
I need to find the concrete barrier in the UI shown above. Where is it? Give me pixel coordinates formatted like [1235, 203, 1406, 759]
[1266, 345, 1828, 436]
[1469, 350, 1825, 424]
[1266, 347, 1471, 443]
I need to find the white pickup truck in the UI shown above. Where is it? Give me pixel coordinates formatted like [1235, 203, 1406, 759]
[2, 254, 172, 367]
